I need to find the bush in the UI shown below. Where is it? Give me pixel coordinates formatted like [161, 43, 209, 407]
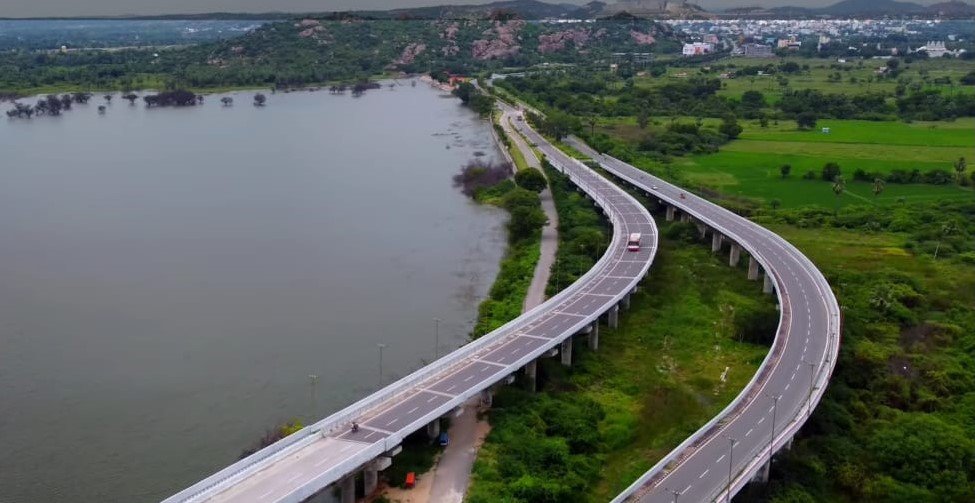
[514, 168, 548, 192]
[822, 162, 842, 181]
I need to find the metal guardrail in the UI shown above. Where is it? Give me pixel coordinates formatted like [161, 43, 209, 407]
[597, 155, 841, 503]
[164, 114, 657, 503]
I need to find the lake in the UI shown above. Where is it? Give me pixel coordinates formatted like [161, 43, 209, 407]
[0, 83, 507, 502]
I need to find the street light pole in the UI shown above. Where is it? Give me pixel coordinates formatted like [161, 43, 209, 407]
[377, 343, 387, 387]
[434, 317, 442, 360]
[726, 436, 736, 503]
[804, 360, 816, 419]
[767, 393, 781, 463]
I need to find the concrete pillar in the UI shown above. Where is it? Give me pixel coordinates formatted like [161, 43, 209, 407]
[481, 389, 494, 407]
[756, 459, 771, 483]
[697, 223, 707, 238]
[560, 338, 573, 366]
[340, 475, 355, 503]
[748, 257, 759, 280]
[680, 212, 690, 223]
[665, 206, 675, 221]
[711, 233, 723, 253]
[608, 305, 620, 329]
[622, 293, 631, 310]
[783, 436, 794, 451]
[426, 418, 440, 439]
[763, 273, 774, 294]
[363, 465, 379, 495]
[525, 359, 537, 392]
[729, 243, 741, 267]
[587, 322, 599, 351]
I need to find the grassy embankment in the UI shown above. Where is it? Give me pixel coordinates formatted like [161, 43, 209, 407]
[466, 164, 775, 502]
[468, 112, 549, 337]
[593, 116, 974, 208]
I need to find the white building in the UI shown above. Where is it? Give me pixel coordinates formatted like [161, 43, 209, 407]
[682, 42, 714, 56]
[919, 41, 948, 58]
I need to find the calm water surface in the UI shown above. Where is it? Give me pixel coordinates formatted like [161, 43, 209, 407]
[0, 84, 507, 502]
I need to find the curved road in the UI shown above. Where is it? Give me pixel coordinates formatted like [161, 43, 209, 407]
[564, 140, 841, 503]
[164, 105, 658, 503]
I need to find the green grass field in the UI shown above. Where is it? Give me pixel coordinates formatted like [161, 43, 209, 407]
[636, 56, 975, 102]
[593, 116, 974, 209]
[676, 118, 973, 208]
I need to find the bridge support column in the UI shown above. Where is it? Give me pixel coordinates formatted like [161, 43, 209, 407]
[680, 212, 690, 223]
[622, 293, 631, 310]
[525, 359, 537, 392]
[763, 273, 774, 294]
[363, 463, 379, 495]
[697, 223, 707, 238]
[665, 206, 675, 221]
[560, 338, 573, 366]
[426, 418, 440, 440]
[756, 459, 771, 483]
[587, 322, 599, 351]
[608, 305, 620, 329]
[712, 233, 723, 253]
[783, 436, 794, 451]
[340, 475, 355, 503]
[481, 388, 494, 408]
[729, 244, 741, 267]
[748, 257, 760, 280]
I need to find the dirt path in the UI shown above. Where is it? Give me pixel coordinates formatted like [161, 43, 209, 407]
[499, 112, 559, 312]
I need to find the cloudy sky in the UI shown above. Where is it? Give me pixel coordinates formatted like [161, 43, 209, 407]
[0, 0, 958, 18]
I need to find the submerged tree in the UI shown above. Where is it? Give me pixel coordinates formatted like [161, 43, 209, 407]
[253, 93, 267, 106]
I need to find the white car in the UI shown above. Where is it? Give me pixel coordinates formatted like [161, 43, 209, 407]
[651, 185, 659, 190]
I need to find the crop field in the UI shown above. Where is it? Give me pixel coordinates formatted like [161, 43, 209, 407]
[672, 119, 973, 208]
[637, 56, 975, 102]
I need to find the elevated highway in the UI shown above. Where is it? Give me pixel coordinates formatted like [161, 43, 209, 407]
[163, 106, 658, 503]
[563, 139, 841, 503]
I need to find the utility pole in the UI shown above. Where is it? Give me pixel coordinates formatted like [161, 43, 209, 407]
[377, 343, 386, 387]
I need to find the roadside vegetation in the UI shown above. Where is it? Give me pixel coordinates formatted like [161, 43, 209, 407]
[467, 178, 776, 501]
[453, 158, 548, 338]
[738, 202, 975, 502]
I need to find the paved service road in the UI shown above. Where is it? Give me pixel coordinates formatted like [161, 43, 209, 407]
[165, 105, 657, 503]
[564, 139, 840, 503]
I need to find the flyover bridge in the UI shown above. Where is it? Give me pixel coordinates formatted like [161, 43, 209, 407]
[564, 139, 841, 503]
[163, 107, 658, 503]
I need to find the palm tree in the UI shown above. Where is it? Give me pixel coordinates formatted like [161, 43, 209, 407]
[872, 177, 886, 198]
[831, 175, 845, 216]
[588, 114, 597, 136]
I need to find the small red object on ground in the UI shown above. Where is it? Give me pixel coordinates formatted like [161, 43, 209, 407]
[405, 472, 416, 489]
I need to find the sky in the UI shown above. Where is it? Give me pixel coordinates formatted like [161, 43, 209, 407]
[0, 0, 959, 18]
